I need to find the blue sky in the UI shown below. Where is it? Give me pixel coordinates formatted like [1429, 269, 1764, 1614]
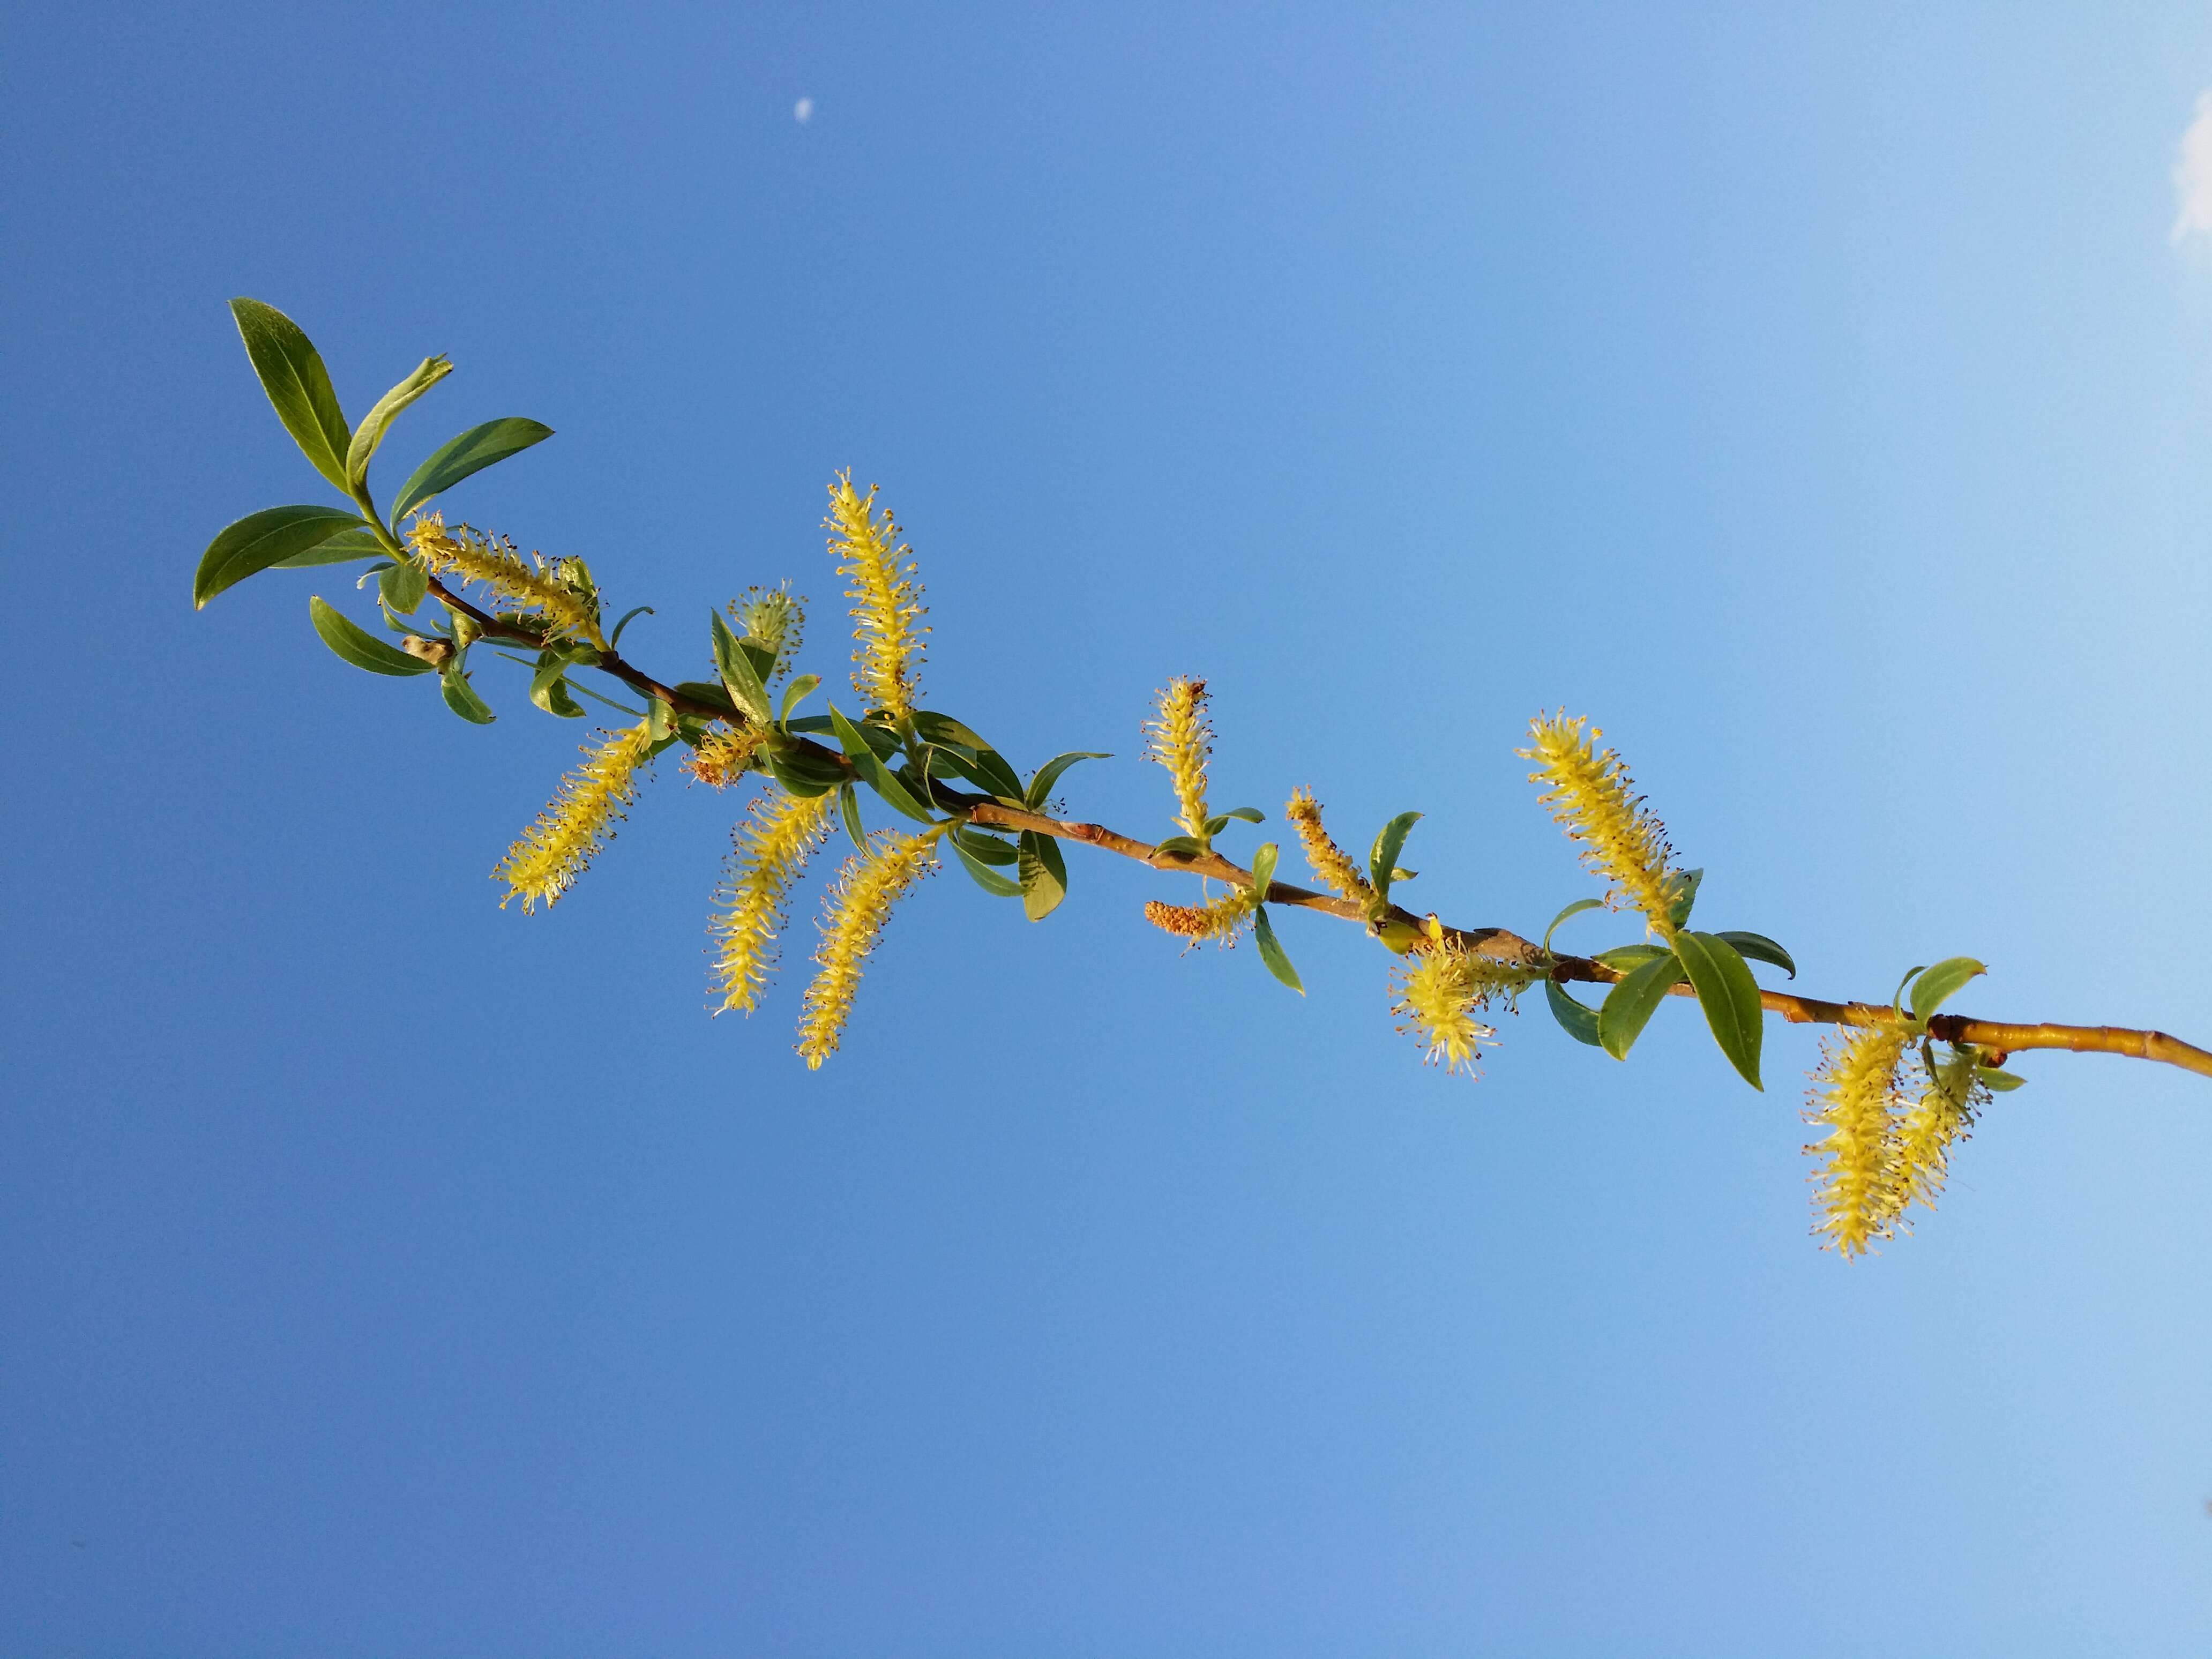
[10, 2, 2212, 1651]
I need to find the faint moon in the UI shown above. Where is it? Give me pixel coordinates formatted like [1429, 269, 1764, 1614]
[794, 97, 813, 124]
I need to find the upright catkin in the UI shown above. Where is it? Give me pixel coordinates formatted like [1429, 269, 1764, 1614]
[1146, 677, 1213, 842]
[1520, 712, 1679, 937]
[796, 829, 936, 1067]
[496, 722, 654, 911]
[826, 476, 925, 720]
[1286, 787, 1373, 904]
[709, 787, 838, 1014]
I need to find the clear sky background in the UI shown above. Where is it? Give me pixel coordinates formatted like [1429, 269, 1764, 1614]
[9, 3, 2212, 1653]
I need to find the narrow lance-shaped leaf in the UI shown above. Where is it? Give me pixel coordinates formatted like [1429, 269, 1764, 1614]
[345, 355, 453, 495]
[1910, 957, 1987, 1021]
[1714, 930, 1796, 978]
[1018, 830, 1068, 922]
[392, 417, 555, 522]
[1673, 930, 1765, 1089]
[1369, 812, 1422, 901]
[440, 661, 496, 723]
[711, 611, 771, 723]
[1546, 980, 1605, 1048]
[231, 298, 351, 492]
[828, 705, 933, 824]
[1542, 897, 1604, 955]
[1252, 906, 1304, 993]
[308, 596, 435, 677]
[1597, 951, 1685, 1060]
[1025, 751, 1111, 811]
[950, 833, 1023, 898]
[272, 525, 387, 569]
[196, 505, 371, 608]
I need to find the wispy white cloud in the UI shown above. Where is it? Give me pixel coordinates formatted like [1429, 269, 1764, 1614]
[2172, 91, 2212, 243]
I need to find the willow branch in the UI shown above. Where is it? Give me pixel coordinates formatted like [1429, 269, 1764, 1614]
[965, 802, 2212, 1081]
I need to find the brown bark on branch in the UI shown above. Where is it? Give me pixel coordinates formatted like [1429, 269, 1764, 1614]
[964, 802, 2212, 1082]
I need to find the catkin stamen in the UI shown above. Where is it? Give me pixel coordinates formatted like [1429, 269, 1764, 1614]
[826, 476, 926, 720]
[709, 787, 838, 1014]
[1804, 1024, 1913, 1256]
[408, 512, 604, 647]
[496, 722, 653, 911]
[1143, 885, 1259, 948]
[1519, 711, 1679, 937]
[1146, 677, 1213, 842]
[796, 829, 936, 1067]
[1286, 787, 1373, 904]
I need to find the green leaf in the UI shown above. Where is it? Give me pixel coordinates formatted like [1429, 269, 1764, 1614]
[1369, 812, 1422, 900]
[1545, 980, 1605, 1047]
[647, 697, 675, 743]
[1673, 930, 1765, 1090]
[379, 559, 429, 615]
[1594, 944, 1670, 970]
[1910, 957, 1987, 1021]
[271, 524, 387, 569]
[672, 680, 738, 718]
[1252, 906, 1304, 993]
[391, 417, 555, 521]
[950, 834, 1023, 898]
[778, 672, 821, 730]
[1018, 830, 1068, 922]
[766, 750, 839, 797]
[1597, 951, 1685, 1061]
[1542, 897, 1604, 955]
[970, 748, 1028, 802]
[345, 355, 452, 493]
[838, 781, 866, 847]
[439, 661, 496, 723]
[1250, 840, 1280, 896]
[911, 711, 993, 750]
[1025, 751, 1110, 810]
[609, 604, 654, 647]
[828, 706, 933, 823]
[1219, 805, 1266, 824]
[950, 826, 1018, 865]
[230, 298, 351, 492]
[1714, 930, 1796, 978]
[1153, 835, 1206, 859]
[308, 596, 435, 677]
[195, 505, 369, 607]
[1976, 1065, 2027, 1092]
[529, 655, 586, 718]
[1664, 868, 1705, 930]
[711, 612, 771, 722]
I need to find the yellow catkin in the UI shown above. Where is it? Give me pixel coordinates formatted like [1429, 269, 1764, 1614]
[495, 722, 653, 912]
[796, 829, 937, 1067]
[1520, 712, 1679, 938]
[1804, 1023, 1914, 1257]
[407, 512, 604, 646]
[732, 582, 805, 679]
[826, 475, 925, 719]
[683, 725, 766, 789]
[708, 787, 838, 1014]
[1142, 885, 1259, 948]
[1146, 677, 1213, 841]
[1389, 941, 1528, 1075]
[1286, 787, 1373, 904]
[1888, 1059, 1981, 1223]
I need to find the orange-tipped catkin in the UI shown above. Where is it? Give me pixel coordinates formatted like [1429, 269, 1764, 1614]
[1286, 787, 1372, 904]
[1142, 886, 1258, 948]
